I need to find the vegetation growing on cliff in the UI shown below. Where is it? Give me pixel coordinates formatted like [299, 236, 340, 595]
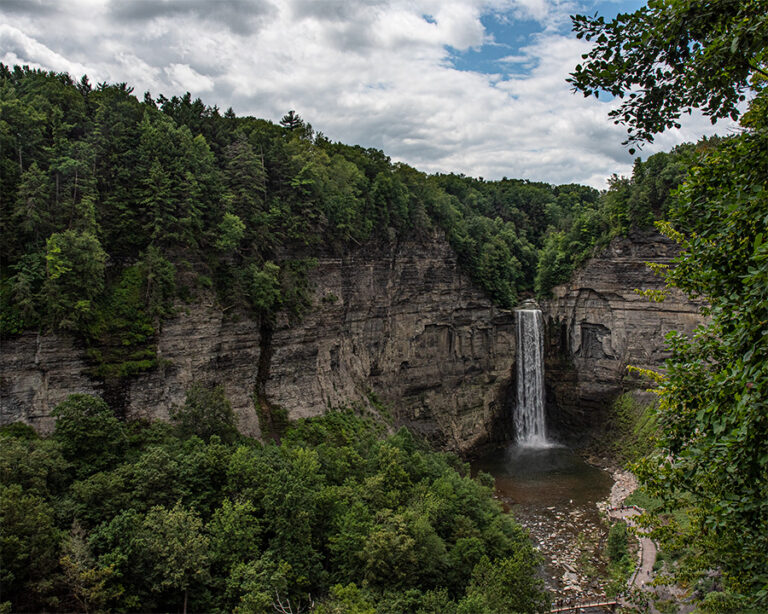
[0, 395, 548, 613]
[0, 63, 594, 354]
[570, 0, 768, 609]
[533, 145, 696, 295]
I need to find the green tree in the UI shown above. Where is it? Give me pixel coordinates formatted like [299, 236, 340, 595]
[569, 0, 768, 148]
[315, 583, 375, 614]
[224, 557, 292, 614]
[327, 500, 372, 584]
[461, 553, 549, 613]
[6, 251, 45, 330]
[216, 212, 246, 252]
[606, 520, 629, 563]
[280, 110, 305, 134]
[141, 502, 210, 614]
[52, 394, 125, 477]
[60, 521, 121, 613]
[223, 133, 267, 233]
[569, 0, 768, 608]
[126, 445, 184, 512]
[0, 433, 68, 497]
[362, 512, 419, 589]
[248, 261, 282, 316]
[320, 154, 367, 240]
[90, 81, 145, 257]
[13, 162, 52, 246]
[0, 484, 61, 610]
[141, 158, 176, 246]
[137, 113, 213, 250]
[207, 498, 261, 574]
[259, 446, 325, 593]
[42, 229, 107, 330]
[170, 382, 239, 443]
[636, 129, 768, 609]
[138, 244, 176, 320]
[49, 139, 98, 232]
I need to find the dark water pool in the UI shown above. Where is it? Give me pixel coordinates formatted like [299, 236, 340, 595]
[471, 443, 614, 601]
[472, 444, 613, 509]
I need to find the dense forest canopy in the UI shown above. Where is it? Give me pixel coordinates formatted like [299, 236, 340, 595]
[0, 62, 684, 614]
[3, 46, 758, 612]
[0, 397, 548, 613]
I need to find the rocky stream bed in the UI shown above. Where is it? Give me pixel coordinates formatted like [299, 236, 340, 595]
[472, 446, 637, 605]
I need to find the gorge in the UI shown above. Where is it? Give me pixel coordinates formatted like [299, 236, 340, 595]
[2, 223, 705, 609]
[1, 230, 704, 453]
[2, 1, 766, 605]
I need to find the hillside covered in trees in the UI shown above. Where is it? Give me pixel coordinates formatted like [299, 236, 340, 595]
[0, 63, 683, 614]
[0, 63, 687, 368]
[4, 12, 766, 606]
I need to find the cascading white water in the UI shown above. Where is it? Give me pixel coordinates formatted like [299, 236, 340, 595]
[515, 308, 549, 447]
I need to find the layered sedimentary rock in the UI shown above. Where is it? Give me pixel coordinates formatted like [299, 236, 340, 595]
[0, 234, 516, 452]
[540, 231, 705, 437]
[2, 229, 703, 449]
[0, 333, 99, 434]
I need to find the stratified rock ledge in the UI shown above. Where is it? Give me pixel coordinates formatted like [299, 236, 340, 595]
[541, 231, 705, 439]
[1, 233, 516, 453]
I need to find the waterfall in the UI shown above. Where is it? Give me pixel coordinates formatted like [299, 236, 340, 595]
[515, 308, 549, 447]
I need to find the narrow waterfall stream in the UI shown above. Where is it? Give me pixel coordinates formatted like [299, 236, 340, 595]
[515, 308, 548, 447]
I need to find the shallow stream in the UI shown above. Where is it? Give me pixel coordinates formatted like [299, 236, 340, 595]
[471, 444, 614, 601]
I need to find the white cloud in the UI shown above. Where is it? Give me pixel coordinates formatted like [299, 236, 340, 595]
[497, 54, 531, 63]
[0, 0, 734, 188]
[164, 63, 214, 93]
[0, 24, 92, 77]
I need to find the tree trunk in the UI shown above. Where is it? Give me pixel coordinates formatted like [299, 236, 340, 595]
[183, 588, 188, 614]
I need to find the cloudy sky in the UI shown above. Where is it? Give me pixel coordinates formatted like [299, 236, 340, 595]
[0, 0, 736, 187]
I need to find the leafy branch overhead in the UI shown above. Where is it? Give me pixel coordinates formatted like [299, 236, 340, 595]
[568, 0, 768, 609]
[569, 0, 768, 149]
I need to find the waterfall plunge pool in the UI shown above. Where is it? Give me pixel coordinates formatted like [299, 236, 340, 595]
[471, 443, 614, 601]
[487, 306, 616, 601]
[471, 444, 612, 508]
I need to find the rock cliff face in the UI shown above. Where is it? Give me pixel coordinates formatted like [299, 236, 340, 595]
[540, 231, 705, 438]
[0, 333, 99, 434]
[1, 230, 706, 450]
[0, 234, 517, 453]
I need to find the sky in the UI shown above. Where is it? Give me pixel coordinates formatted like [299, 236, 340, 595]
[0, 0, 737, 187]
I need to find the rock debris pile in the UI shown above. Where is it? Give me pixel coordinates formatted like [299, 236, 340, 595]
[508, 502, 610, 602]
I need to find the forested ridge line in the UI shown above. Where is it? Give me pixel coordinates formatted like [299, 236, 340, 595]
[1, 63, 688, 380]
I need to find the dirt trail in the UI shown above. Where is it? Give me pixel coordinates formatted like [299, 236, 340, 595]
[608, 507, 658, 590]
[604, 469, 660, 613]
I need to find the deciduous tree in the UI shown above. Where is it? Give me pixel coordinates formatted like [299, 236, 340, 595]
[570, 0, 768, 607]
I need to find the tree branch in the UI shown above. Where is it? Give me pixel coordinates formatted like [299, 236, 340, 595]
[747, 60, 768, 80]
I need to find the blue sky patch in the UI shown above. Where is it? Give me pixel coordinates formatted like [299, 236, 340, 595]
[448, 0, 644, 77]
